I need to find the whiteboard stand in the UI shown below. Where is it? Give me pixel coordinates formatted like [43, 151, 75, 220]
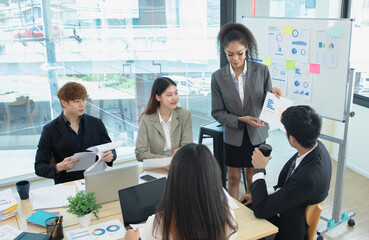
[317, 69, 356, 239]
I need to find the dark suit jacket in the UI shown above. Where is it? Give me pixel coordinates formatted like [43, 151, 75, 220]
[250, 141, 332, 240]
[35, 113, 116, 184]
[211, 61, 272, 146]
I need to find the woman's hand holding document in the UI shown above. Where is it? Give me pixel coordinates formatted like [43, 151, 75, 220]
[67, 141, 123, 173]
[259, 92, 293, 130]
[143, 157, 172, 169]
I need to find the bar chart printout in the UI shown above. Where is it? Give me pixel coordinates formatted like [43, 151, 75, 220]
[259, 92, 294, 130]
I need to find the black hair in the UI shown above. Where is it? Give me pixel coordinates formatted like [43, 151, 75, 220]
[139, 77, 177, 122]
[281, 105, 322, 148]
[154, 143, 237, 240]
[217, 22, 258, 60]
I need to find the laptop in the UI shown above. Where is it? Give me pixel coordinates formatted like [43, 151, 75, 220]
[118, 177, 167, 229]
[84, 164, 139, 205]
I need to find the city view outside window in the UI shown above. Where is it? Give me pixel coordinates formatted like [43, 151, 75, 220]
[0, 0, 220, 182]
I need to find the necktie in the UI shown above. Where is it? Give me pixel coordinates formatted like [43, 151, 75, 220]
[285, 156, 297, 184]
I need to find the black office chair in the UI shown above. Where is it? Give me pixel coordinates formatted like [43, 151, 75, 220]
[198, 121, 247, 193]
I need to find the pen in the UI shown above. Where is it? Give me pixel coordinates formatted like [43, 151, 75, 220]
[50, 216, 62, 240]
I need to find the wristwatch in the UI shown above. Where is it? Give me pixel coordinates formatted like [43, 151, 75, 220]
[253, 168, 266, 175]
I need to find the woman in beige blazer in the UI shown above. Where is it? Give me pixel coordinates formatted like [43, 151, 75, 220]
[135, 77, 193, 162]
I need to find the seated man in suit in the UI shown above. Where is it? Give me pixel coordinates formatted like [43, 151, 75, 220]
[240, 105, 332, 240]
[35, 82, 117, 184]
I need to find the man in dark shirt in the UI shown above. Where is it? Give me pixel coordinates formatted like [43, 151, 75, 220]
[35, 82, 116, 184]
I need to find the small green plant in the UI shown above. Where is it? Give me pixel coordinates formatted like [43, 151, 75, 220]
[66, 191, 102, 219]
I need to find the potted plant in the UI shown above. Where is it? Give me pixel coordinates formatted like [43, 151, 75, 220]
[66, 191, 102, 227]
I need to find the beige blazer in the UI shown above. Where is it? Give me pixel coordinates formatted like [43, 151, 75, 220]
[135, 108, 193, 161]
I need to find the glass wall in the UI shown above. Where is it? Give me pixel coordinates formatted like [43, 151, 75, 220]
[350, 0, 369, 98]
[0, 0, 220, 182]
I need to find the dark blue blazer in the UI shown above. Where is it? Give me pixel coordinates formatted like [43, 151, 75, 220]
[250, 140, 332, 240]
[35, 113, 116, 184]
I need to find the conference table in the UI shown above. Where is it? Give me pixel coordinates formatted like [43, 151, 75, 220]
[1, 168, 278, 240]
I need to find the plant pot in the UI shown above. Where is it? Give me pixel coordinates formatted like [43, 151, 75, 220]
[78, 213, 92, 227]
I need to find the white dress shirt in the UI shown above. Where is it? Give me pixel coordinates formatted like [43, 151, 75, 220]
[230, 59, 247, 106]
[158, 110, 172, 154]
[252, 143, 318, 195]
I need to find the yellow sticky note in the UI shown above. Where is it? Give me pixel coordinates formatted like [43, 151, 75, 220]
[283, 25, 293, 35]
[262, 57, 272, 66]
[285, 60, 295, 70]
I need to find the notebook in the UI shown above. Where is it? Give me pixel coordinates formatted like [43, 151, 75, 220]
[118, 177, 166, 228]
[84, 164, 139, 205]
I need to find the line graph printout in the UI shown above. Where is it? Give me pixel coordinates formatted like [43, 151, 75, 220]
[269, 60, 287, 93]
[259, 92, 294, 130]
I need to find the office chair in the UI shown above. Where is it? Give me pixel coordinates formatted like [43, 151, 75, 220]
[305, 202, 322, 240]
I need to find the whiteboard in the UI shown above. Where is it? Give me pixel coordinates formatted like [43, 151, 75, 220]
[242, 17, 353, 122]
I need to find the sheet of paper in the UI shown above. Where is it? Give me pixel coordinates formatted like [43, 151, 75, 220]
[287, 27, 310, 63]
[292, 63, 313, 101]
[84, 160, 107, 175]
[31, 185, 76, 210]
[262, 57, 272, 66]
[268, 26, 285, 59]
[283, 25, 293, 35]
[66, 219, 125, 240]
[67, 152, 96, 172]
[87, 141, 123, 156]
[143, 157, 172, 169]
[315, 29, 338, 67]
[259, 92, 294, 130]
[139, 171, 167, 184]
[309, 63, 320, 74]
[129, 222, 146, 236]
[223, 188, 239, 210]
[75, 179, 86, 192]
[0, 188, 18, 211]
[269, 60, 287, 94]
[330, 26, 342, 38]
[285, 60, 295, 70]
[0, 225, 22, 240]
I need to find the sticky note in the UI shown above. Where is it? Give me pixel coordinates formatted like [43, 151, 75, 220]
[285, 60, 295, 70]
[262, 57, 272, 66]
[330, 27, 343, 38]
[283, 25, 293, 35]
[309, 63, 320, 74]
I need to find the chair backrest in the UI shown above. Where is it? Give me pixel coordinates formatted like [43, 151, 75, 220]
[305, 202, 322, 240]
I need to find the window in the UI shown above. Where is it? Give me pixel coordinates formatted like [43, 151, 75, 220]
[351, 0, 369, 107]
[0, 0, 220, 183]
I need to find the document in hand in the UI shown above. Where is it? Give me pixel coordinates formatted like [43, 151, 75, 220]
[143, 157, 172, 169]
[259, 92, 294, 130]
[67, 141, 123, 173]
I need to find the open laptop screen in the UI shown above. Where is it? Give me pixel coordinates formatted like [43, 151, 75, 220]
[118, 177, 166, 227]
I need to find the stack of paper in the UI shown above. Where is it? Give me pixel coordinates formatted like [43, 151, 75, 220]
[0, 188, 18, 221]
[143, 157, 172, 169]
[31, 184, 76, 210]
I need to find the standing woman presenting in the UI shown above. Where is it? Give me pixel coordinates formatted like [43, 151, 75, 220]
[135, 77, 193, 162]
[212, 23, 282, 199]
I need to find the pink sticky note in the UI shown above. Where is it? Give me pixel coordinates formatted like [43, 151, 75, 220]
[310, 63, 320, 74]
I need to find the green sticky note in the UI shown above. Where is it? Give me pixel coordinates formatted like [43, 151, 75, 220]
[262, 57, 272, 66]
[285, 60, 295, 70]
[331, 27, 343, 38]
[283, 25, 293, 35]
